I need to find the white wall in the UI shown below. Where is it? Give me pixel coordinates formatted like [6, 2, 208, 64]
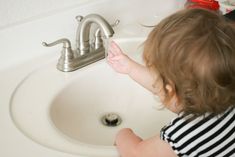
[0, 0, 96, 29]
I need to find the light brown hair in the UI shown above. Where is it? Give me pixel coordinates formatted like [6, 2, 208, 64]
[143, 8, 235, 116]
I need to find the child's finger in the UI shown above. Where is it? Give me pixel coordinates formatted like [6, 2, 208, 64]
[111, 41, 122, 55]
[107, 59, 117, 69]
[108, 49, 116, 57]
[108, 50, 122, 60]
[109, 55, 122, 61]
[107, 51, 114, 58]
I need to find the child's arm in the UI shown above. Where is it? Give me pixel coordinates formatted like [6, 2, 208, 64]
[107, 41, 159, 94]
[115, 128, 177, 157]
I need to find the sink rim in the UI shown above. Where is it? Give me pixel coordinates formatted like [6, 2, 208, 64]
[9, 60, 119, 156]
[9, 37, 149, 157]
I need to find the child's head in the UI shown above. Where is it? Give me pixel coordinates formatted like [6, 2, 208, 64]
[143, 8, 235, 116]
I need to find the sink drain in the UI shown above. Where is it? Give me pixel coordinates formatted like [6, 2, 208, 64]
[101, 113, 122, 127]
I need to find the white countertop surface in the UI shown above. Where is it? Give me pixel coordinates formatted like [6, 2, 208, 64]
[0, 0, 182, 156]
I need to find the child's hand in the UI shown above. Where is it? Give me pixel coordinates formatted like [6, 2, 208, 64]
[107, 41, 134, 75]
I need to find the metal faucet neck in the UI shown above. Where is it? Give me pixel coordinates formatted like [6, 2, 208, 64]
[76, 14, 114, 55]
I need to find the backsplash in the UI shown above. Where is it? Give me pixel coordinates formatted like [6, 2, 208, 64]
[0, 0, 185, 71]
[0, 0, 97, 29]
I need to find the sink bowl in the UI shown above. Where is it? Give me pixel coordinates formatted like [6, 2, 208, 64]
[10, 38, 176, 157]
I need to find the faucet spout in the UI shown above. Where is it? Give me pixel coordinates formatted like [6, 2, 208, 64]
[76, 14, 114, 55]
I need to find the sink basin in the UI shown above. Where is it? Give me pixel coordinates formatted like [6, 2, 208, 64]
[10, 38, 176, 157]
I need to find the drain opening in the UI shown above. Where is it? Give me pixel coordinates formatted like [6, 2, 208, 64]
[101, 113, 122, 127]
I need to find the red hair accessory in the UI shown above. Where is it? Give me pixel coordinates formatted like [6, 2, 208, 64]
[187, 0, 220, 11]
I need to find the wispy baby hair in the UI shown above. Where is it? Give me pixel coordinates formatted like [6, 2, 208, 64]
[143, 8, 235, 116]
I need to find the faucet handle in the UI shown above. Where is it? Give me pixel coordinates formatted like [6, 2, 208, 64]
[42, 38, 72, 48]
[42, 38, 78, 72]
[111, 19, 120, 28]
[75, 15, 83, 22]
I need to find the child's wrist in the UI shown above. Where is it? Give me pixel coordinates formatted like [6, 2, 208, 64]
[127, 59, 139, 76]
[128, 60, 144, 78]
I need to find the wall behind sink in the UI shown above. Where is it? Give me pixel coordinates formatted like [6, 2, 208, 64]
[0, 0, 185, 71]
[0, 0, 98, 30]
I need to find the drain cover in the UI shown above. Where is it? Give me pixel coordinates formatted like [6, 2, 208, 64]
[101, 113, 122, 127]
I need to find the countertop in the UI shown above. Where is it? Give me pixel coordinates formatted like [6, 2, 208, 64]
[0, 0, 181, 156]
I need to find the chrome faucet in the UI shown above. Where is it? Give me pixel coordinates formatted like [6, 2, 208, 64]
[76, 14, 115, 55]
[42, 14, 117, 72]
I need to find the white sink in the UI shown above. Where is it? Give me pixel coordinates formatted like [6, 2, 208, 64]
[10, 38, 176, 157]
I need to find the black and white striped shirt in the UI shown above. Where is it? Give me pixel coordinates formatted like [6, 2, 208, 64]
[160, 107, 235, 157]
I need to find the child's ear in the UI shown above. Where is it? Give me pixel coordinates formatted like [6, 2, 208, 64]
[165, 84, 182, 113]
[165, 84, 173, 93]
[165, 84, 178, 103]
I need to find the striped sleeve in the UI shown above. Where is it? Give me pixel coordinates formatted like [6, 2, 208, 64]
[160, 107, 235, 157]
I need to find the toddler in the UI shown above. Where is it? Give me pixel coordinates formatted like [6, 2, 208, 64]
[107, 9, 235, 157]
